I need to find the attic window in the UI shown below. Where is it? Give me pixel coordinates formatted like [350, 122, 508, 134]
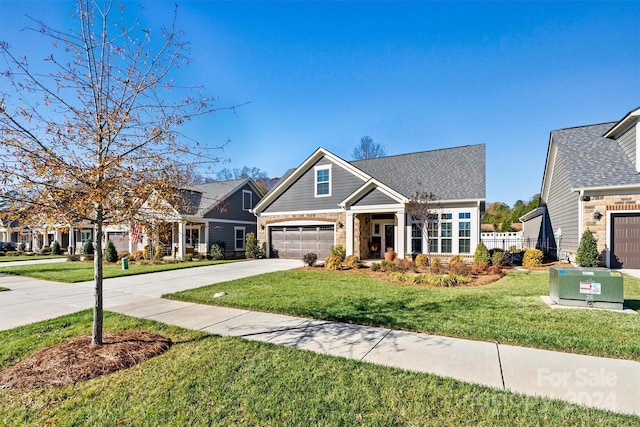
[242, 190, 252, 211]
[315, 165, 331, 197]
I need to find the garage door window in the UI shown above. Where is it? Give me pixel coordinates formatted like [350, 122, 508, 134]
[235, 227, 246, 251]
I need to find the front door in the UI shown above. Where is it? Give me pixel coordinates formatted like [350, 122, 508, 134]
[384, 224, 395, 253]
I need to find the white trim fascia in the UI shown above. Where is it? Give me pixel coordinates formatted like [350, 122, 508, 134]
[339, 179, 407, 208]
[519, 207, 545, 222]
[434, 198, 486, 205]
[257, 208, 344, 216]
[349, 204, 405, 213]
[253, 147, 370, 213]
[572, 183, 640, 193]
[602, 107, 640, 139]
[205, 218, 257, 225]
[541, 138, 557, 202]
[267, 220, 336, 227]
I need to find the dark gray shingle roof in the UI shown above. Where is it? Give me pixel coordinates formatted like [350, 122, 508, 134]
[350, 144, 485, 201]
[552, 122, 640, 189]
[181, 179, 249, 215]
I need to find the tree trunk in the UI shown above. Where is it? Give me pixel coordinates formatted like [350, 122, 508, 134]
[92, 208, 104, 345]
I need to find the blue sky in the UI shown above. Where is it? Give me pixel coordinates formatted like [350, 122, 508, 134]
[1, 1, 639, 206]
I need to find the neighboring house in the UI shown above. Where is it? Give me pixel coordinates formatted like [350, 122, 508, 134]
[253, 145, 486, 260]
[16, 178, 263, 259]
[522, 107, 640, 268]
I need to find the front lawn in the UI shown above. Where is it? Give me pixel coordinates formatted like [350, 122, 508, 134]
[0, 259, 241, 283]
[166, 269, 640, 361]
[0, 311, 633, 425]
[0, 255, 66, 263]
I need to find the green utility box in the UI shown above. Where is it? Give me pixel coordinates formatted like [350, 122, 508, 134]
[549, 266, 623, 310]
[121, 257, 129, 270]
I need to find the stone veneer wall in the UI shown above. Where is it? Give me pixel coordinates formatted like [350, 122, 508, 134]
[257, 213, 347, 249]
[582, 194, 640, 254]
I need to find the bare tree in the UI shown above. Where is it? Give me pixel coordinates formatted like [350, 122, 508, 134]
[406, 188, 441, 274]
[0, 1, 242, 344]
[352, 136, 386, 160]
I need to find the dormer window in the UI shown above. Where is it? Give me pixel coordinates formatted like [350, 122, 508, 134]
[315, 165, 331, 197]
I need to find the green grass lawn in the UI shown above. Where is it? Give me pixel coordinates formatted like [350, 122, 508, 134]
[0, 311, 634, 426]
[0, 259, 241, 283]
[0, 255, 66, 263]
[166, 269, 640, 361]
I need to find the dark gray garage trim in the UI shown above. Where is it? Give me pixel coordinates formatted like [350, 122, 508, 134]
[270, 225, 334, 260]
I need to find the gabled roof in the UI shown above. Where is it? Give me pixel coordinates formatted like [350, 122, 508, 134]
[603, 106, 640, 139]
[183, 178, 263, 216]
[550, 122, 640, 190]
[351, 144, 486, 201]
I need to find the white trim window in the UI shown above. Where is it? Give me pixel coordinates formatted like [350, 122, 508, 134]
[458, 212, 471, 254]
[185, 227, 200, 247]
[234, 226, 246, 251]
[80, 230, 92, 245]
[242, 190, 253, 211]
[314, 165, 332, 197]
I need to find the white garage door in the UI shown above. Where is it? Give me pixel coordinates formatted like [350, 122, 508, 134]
[270, 225, 334, 260]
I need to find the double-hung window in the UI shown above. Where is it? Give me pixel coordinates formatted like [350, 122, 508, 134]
[459, 212, 471, 253]
[411, 224, 422, 253]
[242, 190, 253, 211]
[234, 227, 246, 251]
[315, 165, 331, 197]
[440, 213, 452, 253]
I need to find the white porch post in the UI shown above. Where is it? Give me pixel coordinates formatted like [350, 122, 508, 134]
[345, 211, 355, 256]
[396, 210, 406, 259]
[204, 221, 210, 255]
[69, 226, 75, 254]
[55, 228, 62, 246]
[178, 221, 186, 259]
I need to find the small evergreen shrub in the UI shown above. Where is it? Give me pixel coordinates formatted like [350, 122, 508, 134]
[195, 253, 207, 260]
[154, 245, 164, 262]
[344, 255, 362, 269]
[104, 240, 118, 262]
[330, 245, 346, 260]
[38, 246, 51, 255]
[143, 245, 151, 260]
[449, 255, 464, 266]
[380, 260, 397, 272]
[303, 253, 318, 267]
[473, 242, 491, 264]
[471, 261, 489, 275]
[325, 255, 343, 271]
[523, 248, 543, 267]
[209, 243, 225, 260]
[414, 254, 429, 269]
[370, 262, 381, 271]
[245, 232, 264, 259]
[491, 249, 509, 267]
[83, 240, 94, 256]
[18, 243, 26, 252]
[50, 240, 62, 255]
[183, 253, 193, 262]
[576, 230, 600, 267]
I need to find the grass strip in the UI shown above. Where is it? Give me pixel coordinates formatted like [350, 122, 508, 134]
[0, 311, 634, 426]
[0, 259, 241, 283]
[166, 269, 640, 361]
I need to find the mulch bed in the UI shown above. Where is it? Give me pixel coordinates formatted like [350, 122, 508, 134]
[0, 331, 171, 389]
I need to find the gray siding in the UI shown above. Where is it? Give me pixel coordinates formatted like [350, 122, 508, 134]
[352, 188, 397, 206]
[542, 155, 580, 253]
[204, 183, 261, 222]
[522, 214, 543, 248]
[208, 221, 258, 252]
[264, 157, 366, 212]
[617, 124, 636, 166]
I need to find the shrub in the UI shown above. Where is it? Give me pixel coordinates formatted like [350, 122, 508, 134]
[473, 242, 490, 264]
[209, 243, 225, 260]
[576, 230, 600, 267]
[83, 240, 94, 256]
[330, 245, 346, 260]
[18, 243, 26, 252]
[67, 254, 81, 262]
[394, 258, 414, 272]
[50, 240, 62, 255]
[490, 249, 509, 267]
[245, 232, 264, 259]
[154, 245, 164, 262]
[183, 253, 193, 262]
[325, 255, 343, 271]
[487, 265, 503, 275]
[117, 251, 130, 261]
[104, 240, 118, 262]
[380, 260, 397, 272]
[5, 251, 19, 256]
[38, 246, 51, 255]
[430, 257, 442, 274]
[344, 255, 362, 269]
[414, 254, 429, 269]
[412, 274, 428, 284]
[370, 262, 381, 271]
[195, 252, 207, 261]
[143, 245, 151, 260]
[449, 261, 471, 277]
[129, 251, 144, 262]
[302, 252, 318, 267]
[390, 272, 411, 282]
[523, 248, 543, 267]
[449, 255, 464, 266]
[471, 261, 489, 275]
[426, 275, 471, 287]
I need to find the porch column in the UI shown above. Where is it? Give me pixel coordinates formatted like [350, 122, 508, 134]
[396, 210, 406, 259]
[204, 221, 210, 255]
[178, 221, 186, 259]
[345, 211, 355, 256]
[55, 228, 63, 246]
[69, 226, 75, 254]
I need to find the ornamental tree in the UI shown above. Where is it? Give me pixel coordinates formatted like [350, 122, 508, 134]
[406, 187, 441, 274]
[0, 1, 240, 344]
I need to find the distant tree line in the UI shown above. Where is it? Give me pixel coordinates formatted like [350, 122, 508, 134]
[482, 194, 540, 232]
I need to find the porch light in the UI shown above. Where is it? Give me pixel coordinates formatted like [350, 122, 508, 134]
[593, 210, 602, 221]
[338, 222, 344, 229]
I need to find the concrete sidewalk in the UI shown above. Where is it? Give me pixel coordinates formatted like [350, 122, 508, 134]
[1, 260, 638, 416]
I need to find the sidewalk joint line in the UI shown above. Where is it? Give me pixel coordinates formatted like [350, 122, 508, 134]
[496, 342, 506, 389]
[359, 328, 392, 361]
